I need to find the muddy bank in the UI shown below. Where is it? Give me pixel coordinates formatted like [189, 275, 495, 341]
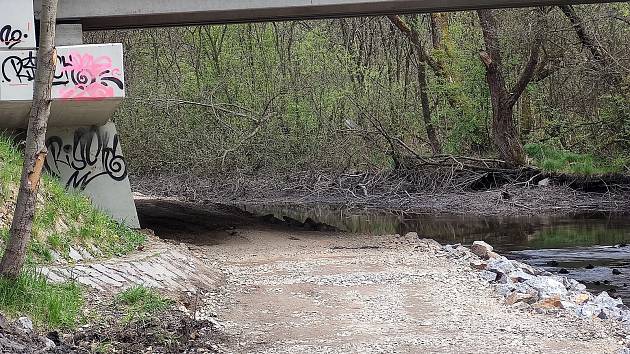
[0, 303, 223, 353]
[132, 171, 630, 217]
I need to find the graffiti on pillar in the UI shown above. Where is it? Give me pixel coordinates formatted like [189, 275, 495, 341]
[1, 51, 37, 83]
[0, 1, 36, 49]
[1, 51, 124, 99]
[0, 24, 30, 49]
[57, 52, 124, 99]
[0, 44, 125, 101]
[45, 126, 128, 191]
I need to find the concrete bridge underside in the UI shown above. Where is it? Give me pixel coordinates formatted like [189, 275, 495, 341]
[37, 0, 618, 30]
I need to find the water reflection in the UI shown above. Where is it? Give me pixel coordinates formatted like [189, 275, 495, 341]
[239, 204, 630, 251]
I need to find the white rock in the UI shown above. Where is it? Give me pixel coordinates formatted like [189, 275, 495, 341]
[16, 317, 33, 333]
[509, 269, 535, 283]
[44, 337, 56, 350]
[471, 241, 494, 259]
[524, 276, 568, 299]
[487, 259, 516, 275]
[479, 270, 497, 282]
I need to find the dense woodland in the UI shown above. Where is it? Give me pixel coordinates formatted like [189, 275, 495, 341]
[87, 4, 629, 179]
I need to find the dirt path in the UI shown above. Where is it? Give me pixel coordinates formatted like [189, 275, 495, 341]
[187, 229, 623, 354]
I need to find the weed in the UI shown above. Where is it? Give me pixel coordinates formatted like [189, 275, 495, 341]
[0, 268, 83, 329]
[525, 143, 629, 175]
[116, 286, 172, 322]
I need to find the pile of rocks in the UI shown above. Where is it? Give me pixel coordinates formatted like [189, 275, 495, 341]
[0, 314, 60, 353]
[443, 241, 630, 325]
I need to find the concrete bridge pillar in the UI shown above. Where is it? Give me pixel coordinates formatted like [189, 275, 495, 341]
[1, 1, 139, 228]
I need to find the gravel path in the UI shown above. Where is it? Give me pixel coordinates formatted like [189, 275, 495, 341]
[192, 229, 625, 354]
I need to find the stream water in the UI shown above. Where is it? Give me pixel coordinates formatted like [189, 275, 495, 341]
[239, 204, 630, 301]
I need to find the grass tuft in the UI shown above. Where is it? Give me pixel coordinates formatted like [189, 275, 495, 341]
[116, 286, 172, 322]
[0, 268, 83, 329]
[525, 143, 629, 175]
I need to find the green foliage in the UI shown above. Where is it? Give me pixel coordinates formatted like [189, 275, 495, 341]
[0, 268, 83, 328]
[116, 286, 172, 322]
[89, 7, 629, 178]
[525, 143, 628, 175]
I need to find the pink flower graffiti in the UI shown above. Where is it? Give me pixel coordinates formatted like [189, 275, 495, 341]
[57, 52, 124, 99]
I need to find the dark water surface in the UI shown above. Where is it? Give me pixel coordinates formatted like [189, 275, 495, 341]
[239, 204, 630, 301]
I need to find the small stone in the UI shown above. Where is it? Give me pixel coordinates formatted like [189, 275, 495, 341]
[533, 296, 563, 309]
[568, 279, 587, 292]
[487, 259, 516, 276]
[505, 291, 535, 305]
[470, 260, 488, 270]
[16, 317, 33, 333]
[470, 241, 494, 260]
[538, 178, 550, 186]
[586, 264, 595, 269]
[613, 269, 622, 275]
[479, 270, 498, 282]
[574, 293, 590, 305]
[77, 247, 94, 260]
[43, 337, 56, 350]
[559, 268, 570, 274]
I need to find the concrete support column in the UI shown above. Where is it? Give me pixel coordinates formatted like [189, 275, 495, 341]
[45, 123, 140, 228]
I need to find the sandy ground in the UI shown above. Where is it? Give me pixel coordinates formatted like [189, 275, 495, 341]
[182, 228, 626, 354]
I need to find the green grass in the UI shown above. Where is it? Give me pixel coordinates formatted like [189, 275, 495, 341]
[0, 268, 83, 329]
[525, 143, 629, 175]
[0, 134, 148, 330]
[116, 286, 172, 322]
[0, 134, 146, 263]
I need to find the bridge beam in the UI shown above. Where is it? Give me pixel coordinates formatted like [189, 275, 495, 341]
[36, 0, 618, 30]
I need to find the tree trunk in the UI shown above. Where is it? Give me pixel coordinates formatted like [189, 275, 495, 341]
[430, 13, 449, 54]
[559, 5, 621, 86]
[388, 15, 443, 155]
[0, 0, 59, 278]
[418, 60, 442, 155]
[477, 9, 543, 166]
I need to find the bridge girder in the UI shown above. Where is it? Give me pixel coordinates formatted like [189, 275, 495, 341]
[35, 0, 618, 30]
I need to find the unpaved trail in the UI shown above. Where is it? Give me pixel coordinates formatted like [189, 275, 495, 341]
[134, 199, 625, 353]
[189, 229, 624, 354]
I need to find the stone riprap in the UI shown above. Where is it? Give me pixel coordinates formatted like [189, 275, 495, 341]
[38, 240, 221, 293]
[444, 242, 630, 326]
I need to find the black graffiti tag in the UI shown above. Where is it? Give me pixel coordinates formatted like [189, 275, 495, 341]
[1, 52, 124, 92]
[0, 24, 28, 49]
[45, 127, 128, 191]
[1, 51, 37, 84]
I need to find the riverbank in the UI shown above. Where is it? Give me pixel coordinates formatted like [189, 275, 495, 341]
[186, 226, 628, 353]
[142, 198, 630, 352]
[132, 171, 630, 217]
[3, 197, 630, 353]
